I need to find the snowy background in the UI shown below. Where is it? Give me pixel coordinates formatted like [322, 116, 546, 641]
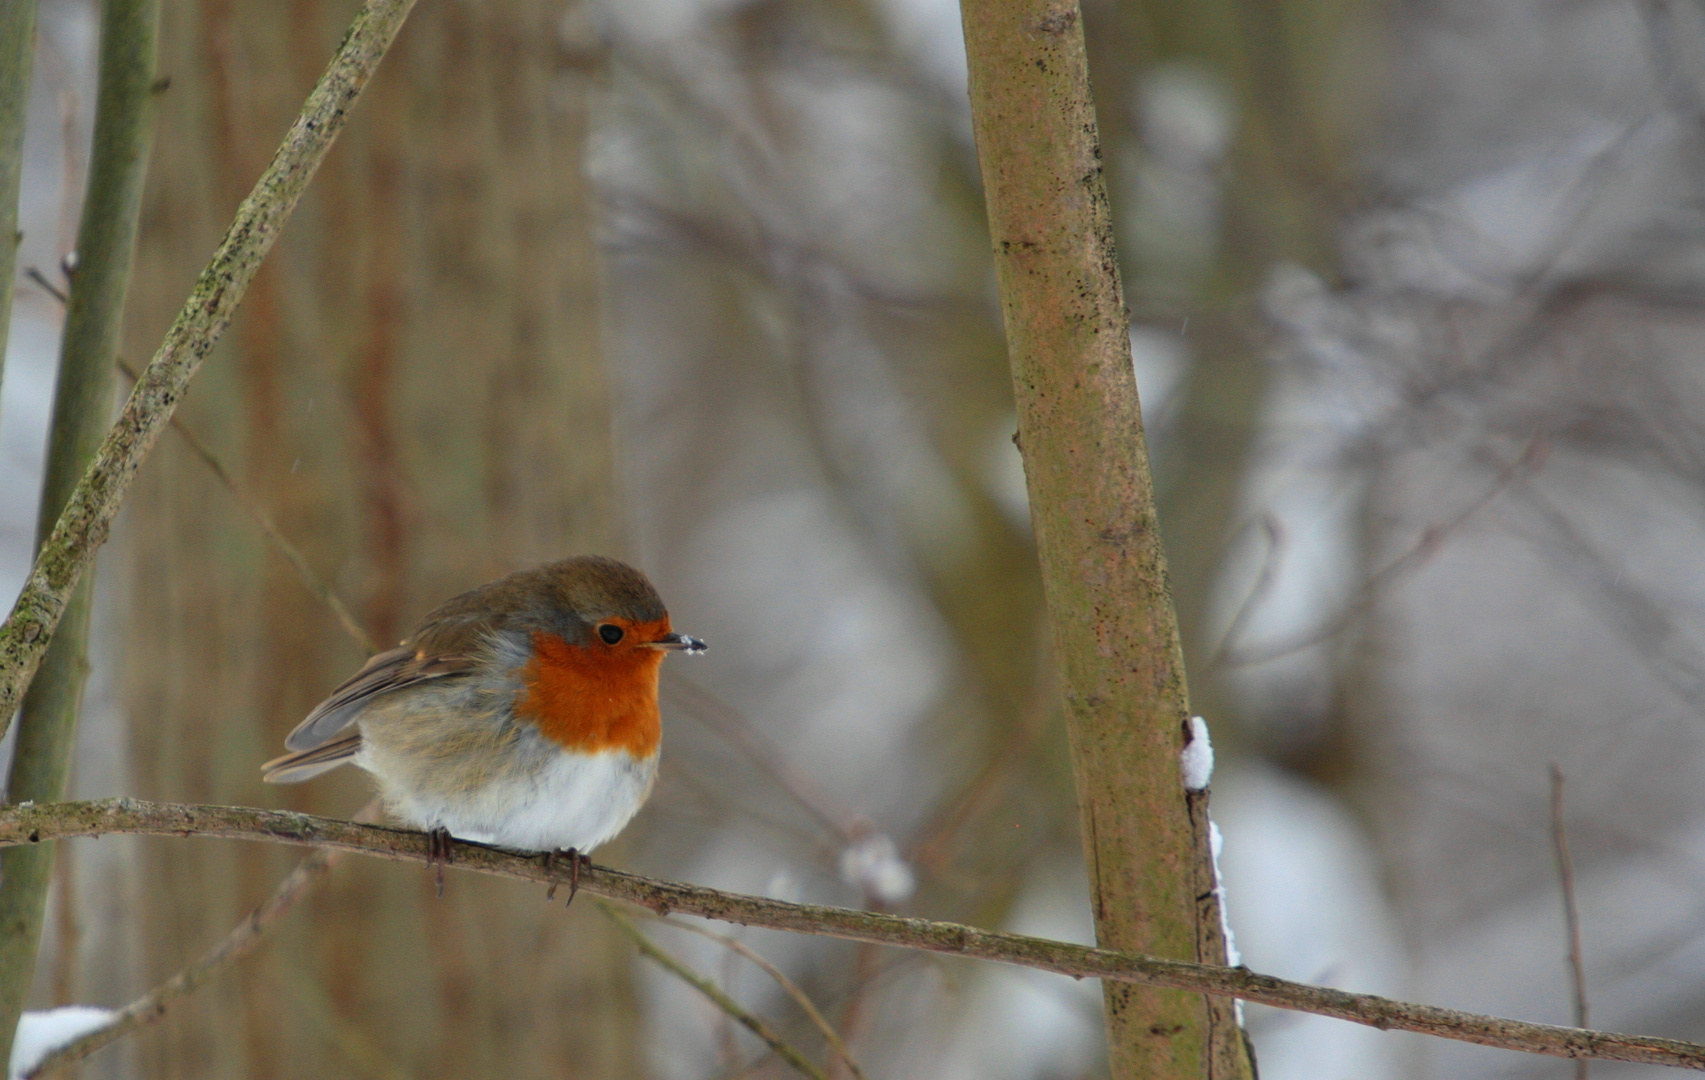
[7, 0, 1705, 1077]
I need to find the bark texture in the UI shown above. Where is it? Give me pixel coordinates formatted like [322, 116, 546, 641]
[956, 0, 1253, 1076]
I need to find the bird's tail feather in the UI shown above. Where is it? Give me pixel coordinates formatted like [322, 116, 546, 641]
[262, 732, 362, 784]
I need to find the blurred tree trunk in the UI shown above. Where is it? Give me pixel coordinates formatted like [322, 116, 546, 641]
[0, 0, 38, 394]
[99, 3, 640, 1078]
[0, 0, 158, 1065]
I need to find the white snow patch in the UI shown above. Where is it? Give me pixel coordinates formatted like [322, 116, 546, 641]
[1209, 819, 1241, 969]
[1181, 715, 1214, 790]
[10, 1007, 115, 1080]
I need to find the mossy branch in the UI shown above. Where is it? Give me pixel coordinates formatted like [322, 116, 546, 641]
[0, 798, 1701, 1072]
[0, 0, 419, 739]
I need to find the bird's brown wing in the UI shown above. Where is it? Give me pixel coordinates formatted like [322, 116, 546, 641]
[281, 641, 481, 752]
[278, 580, 546, 754]
[262, 731, 364, 784]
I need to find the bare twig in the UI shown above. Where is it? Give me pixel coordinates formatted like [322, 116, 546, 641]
[28, 850, 331, 1078]
[27, 273, 380, 657]
[600, 901, 830, 1080]
[25, 266, 68, 305]
[1219, 437, 1545, 668]
[25, 798, 383, 1078]
[1, 799, 1702, 1070]
[0, 0, 419, 739]
[113, 359, 379, 654]
[664, 672, 855, 842]
[1551, 764, 1591, 1080]
[659, 918, 869, 1080]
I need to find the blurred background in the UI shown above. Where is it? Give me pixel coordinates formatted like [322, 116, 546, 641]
[3, 0, 1704, 1077]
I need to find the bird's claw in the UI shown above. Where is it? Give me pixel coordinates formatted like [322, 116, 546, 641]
[427, 827, 453, 898]
[542, 848, 592, 907]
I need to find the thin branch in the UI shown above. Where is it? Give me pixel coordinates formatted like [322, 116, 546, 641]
[0, 0, 38, 395]
[25, 798, 382, 1078]
[599, 901, 830, 1080]
[1218, 436, 1544, 668]
[25, 266, 67, 305]
[1551, 764, 1591, 1080]
[663, 673, 855, 842]
[113, 359, 378, 653]
[28, 850, 332, 1078]
[1, 799, 1702, 1071]
[658, 918, 869, 1080]
[28, 274, 379, 657]
[0, 0, 419, 739]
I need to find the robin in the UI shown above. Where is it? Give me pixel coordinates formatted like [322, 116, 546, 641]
[262, 555, 704, 897]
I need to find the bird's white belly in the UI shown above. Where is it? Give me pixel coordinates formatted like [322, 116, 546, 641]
[369, 745, 658, 853]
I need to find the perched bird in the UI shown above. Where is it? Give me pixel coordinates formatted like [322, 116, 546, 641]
[263, 555, 704, 892]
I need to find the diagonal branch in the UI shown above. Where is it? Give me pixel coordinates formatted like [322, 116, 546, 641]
[0, 0, 419, 739]
[599, 901, 830, 1080]
[658, 915, 869, 1080]
[26, 847, 334, 1079]
[23, 798, 381, 1078]
[0, 798, 1701, 1071]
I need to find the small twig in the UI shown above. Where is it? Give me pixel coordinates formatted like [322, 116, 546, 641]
[25, 799, 383, 1079]
[1220, 437, 1545, 668]
[113, 359, 378, 653]
[1, 799, 1703, 1070]
[29, 281, 379, 657]
[1551, 764, 1591, 1080]
[661, 918, 870, 1080]
[25, 266, 68, 305]
[599, 901, 831, 1080]
[27, 849, 333, 1078]
[663, 673, 855, 842]
[1205, 514, 1285, 671]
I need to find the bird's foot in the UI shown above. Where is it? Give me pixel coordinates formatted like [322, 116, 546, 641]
[426, 827, 453, 898]
[542, 848, 592, 907]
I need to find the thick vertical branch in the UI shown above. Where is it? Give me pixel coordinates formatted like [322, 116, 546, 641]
[0, 0, 160, 1065]
[956, 2, 1252, 1077]
[0, 0, 419, 740]
[0, 0, 38, 394]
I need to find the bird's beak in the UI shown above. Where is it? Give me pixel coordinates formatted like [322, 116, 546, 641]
[647, 631, 707, 654]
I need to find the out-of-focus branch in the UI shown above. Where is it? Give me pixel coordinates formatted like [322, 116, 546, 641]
[0, 0, 160, 1067]
[1551, 764, 1591, 1080]
[1217, 436, 1546, 668]
[27, 848, 334, 1078]
[23, 798, 381, 1078]
[0, 0, 418, 740]
[0, 0, 38, 393]
[600, 902, 830, 1080]
[659, 917, 869, 1080]
[2, 799, 1704, 1071]
[25, 277, 381, 658]
[113, 359, 379, 654]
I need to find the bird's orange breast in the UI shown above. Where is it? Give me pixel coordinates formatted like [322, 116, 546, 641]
[514, 627, 664, 757]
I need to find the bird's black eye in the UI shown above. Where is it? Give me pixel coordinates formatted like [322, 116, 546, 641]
[598, 624, 625, 645]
